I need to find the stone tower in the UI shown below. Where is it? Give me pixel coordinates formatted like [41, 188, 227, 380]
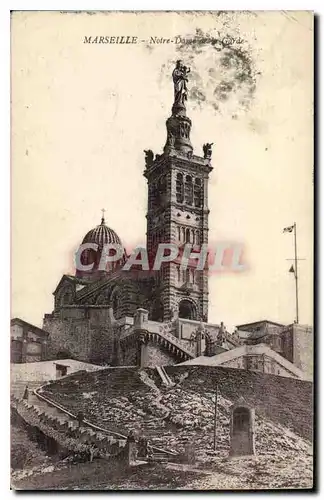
[144, 61, 213, 323]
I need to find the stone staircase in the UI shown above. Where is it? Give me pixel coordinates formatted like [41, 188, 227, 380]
[157, 327, 196, 359]
[120, 327, 195, 364]
[11, 391, 128, 459]
[36, 367, 221, 454]
[11, 369, 178, 461]
[156, 366, 174, 387]
[11, 380, 42, 398]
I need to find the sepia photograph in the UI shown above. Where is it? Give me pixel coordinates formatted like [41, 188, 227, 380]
[10, 10, 314, 491]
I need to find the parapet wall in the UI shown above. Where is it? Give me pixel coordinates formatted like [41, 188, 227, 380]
[11, 395, 127, 457]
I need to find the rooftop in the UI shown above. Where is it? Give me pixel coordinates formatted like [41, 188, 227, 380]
[10, 318, 50, 338]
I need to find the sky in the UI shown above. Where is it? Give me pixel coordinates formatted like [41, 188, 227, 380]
[11, 11, 313, 330]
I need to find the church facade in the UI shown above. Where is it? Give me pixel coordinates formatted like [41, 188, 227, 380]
[43, 62, 232, 366]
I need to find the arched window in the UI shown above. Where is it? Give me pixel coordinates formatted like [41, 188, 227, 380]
[184, 176, 193, 205]
[177, 227, 181, 242]
[176, 173, 184, 203]
[194, 178, 203, 207]
[178, 299, 197, 320]
[185, 228, 191, 243]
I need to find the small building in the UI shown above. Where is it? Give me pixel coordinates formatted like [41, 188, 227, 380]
[54, 362, 69, 378]
[236, 320, 285, 352]
[11, 318, 49, 363]
[236, 320, 313, 379]
[11, 359, 103, 386]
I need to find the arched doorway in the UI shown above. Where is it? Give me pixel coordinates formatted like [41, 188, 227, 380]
[178, 299, 197, 320]
[230, 405, 255, 456]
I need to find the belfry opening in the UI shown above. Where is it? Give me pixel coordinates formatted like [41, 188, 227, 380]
[178, 299, 197, 320]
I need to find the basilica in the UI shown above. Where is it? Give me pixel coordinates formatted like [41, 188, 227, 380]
[16, 62, 311, 380]
[42, 61, 223, 366]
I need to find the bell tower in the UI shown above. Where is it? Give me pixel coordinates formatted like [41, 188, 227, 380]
[144, 61, 213, 323]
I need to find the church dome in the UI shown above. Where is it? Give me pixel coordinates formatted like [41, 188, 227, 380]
[76, 213, 125, 280]
[82, 218, 121, 248]
[82, 215, 122, 248]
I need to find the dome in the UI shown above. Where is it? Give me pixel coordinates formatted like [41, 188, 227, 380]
[75, 214, 125, 280]
[82, 216, 122, 248]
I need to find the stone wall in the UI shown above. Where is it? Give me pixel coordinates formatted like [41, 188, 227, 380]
[221, 357, 245, 369]
[43, 307, 115, 364]
[292, 325, 313, 378]
[220, 355, 301, 378]
[120, 344, 138, 366]
[43, 315, 91, 361]
[143, 343, 179, 367]
[90, 325, 113, 365]
[262, 355, 300, 377]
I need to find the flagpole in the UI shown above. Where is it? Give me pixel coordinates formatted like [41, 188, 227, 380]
[294, 222, 299, 324]
[213, 385, 218, 451]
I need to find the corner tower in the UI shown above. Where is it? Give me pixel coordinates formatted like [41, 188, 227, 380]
[144, 61, 213, 323]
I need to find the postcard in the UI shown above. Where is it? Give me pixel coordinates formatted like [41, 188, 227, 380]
[11, 10, 314, 491]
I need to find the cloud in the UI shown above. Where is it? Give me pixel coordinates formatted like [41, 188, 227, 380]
[160, 22, 261, 118]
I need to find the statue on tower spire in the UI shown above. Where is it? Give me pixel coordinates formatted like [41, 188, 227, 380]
[164, 60, 193, 155]
[172, 60, 190, 108]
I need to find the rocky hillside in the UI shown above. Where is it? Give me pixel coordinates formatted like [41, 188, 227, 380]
[164, 365, 313, 440]
[40, 366, 313, 459]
